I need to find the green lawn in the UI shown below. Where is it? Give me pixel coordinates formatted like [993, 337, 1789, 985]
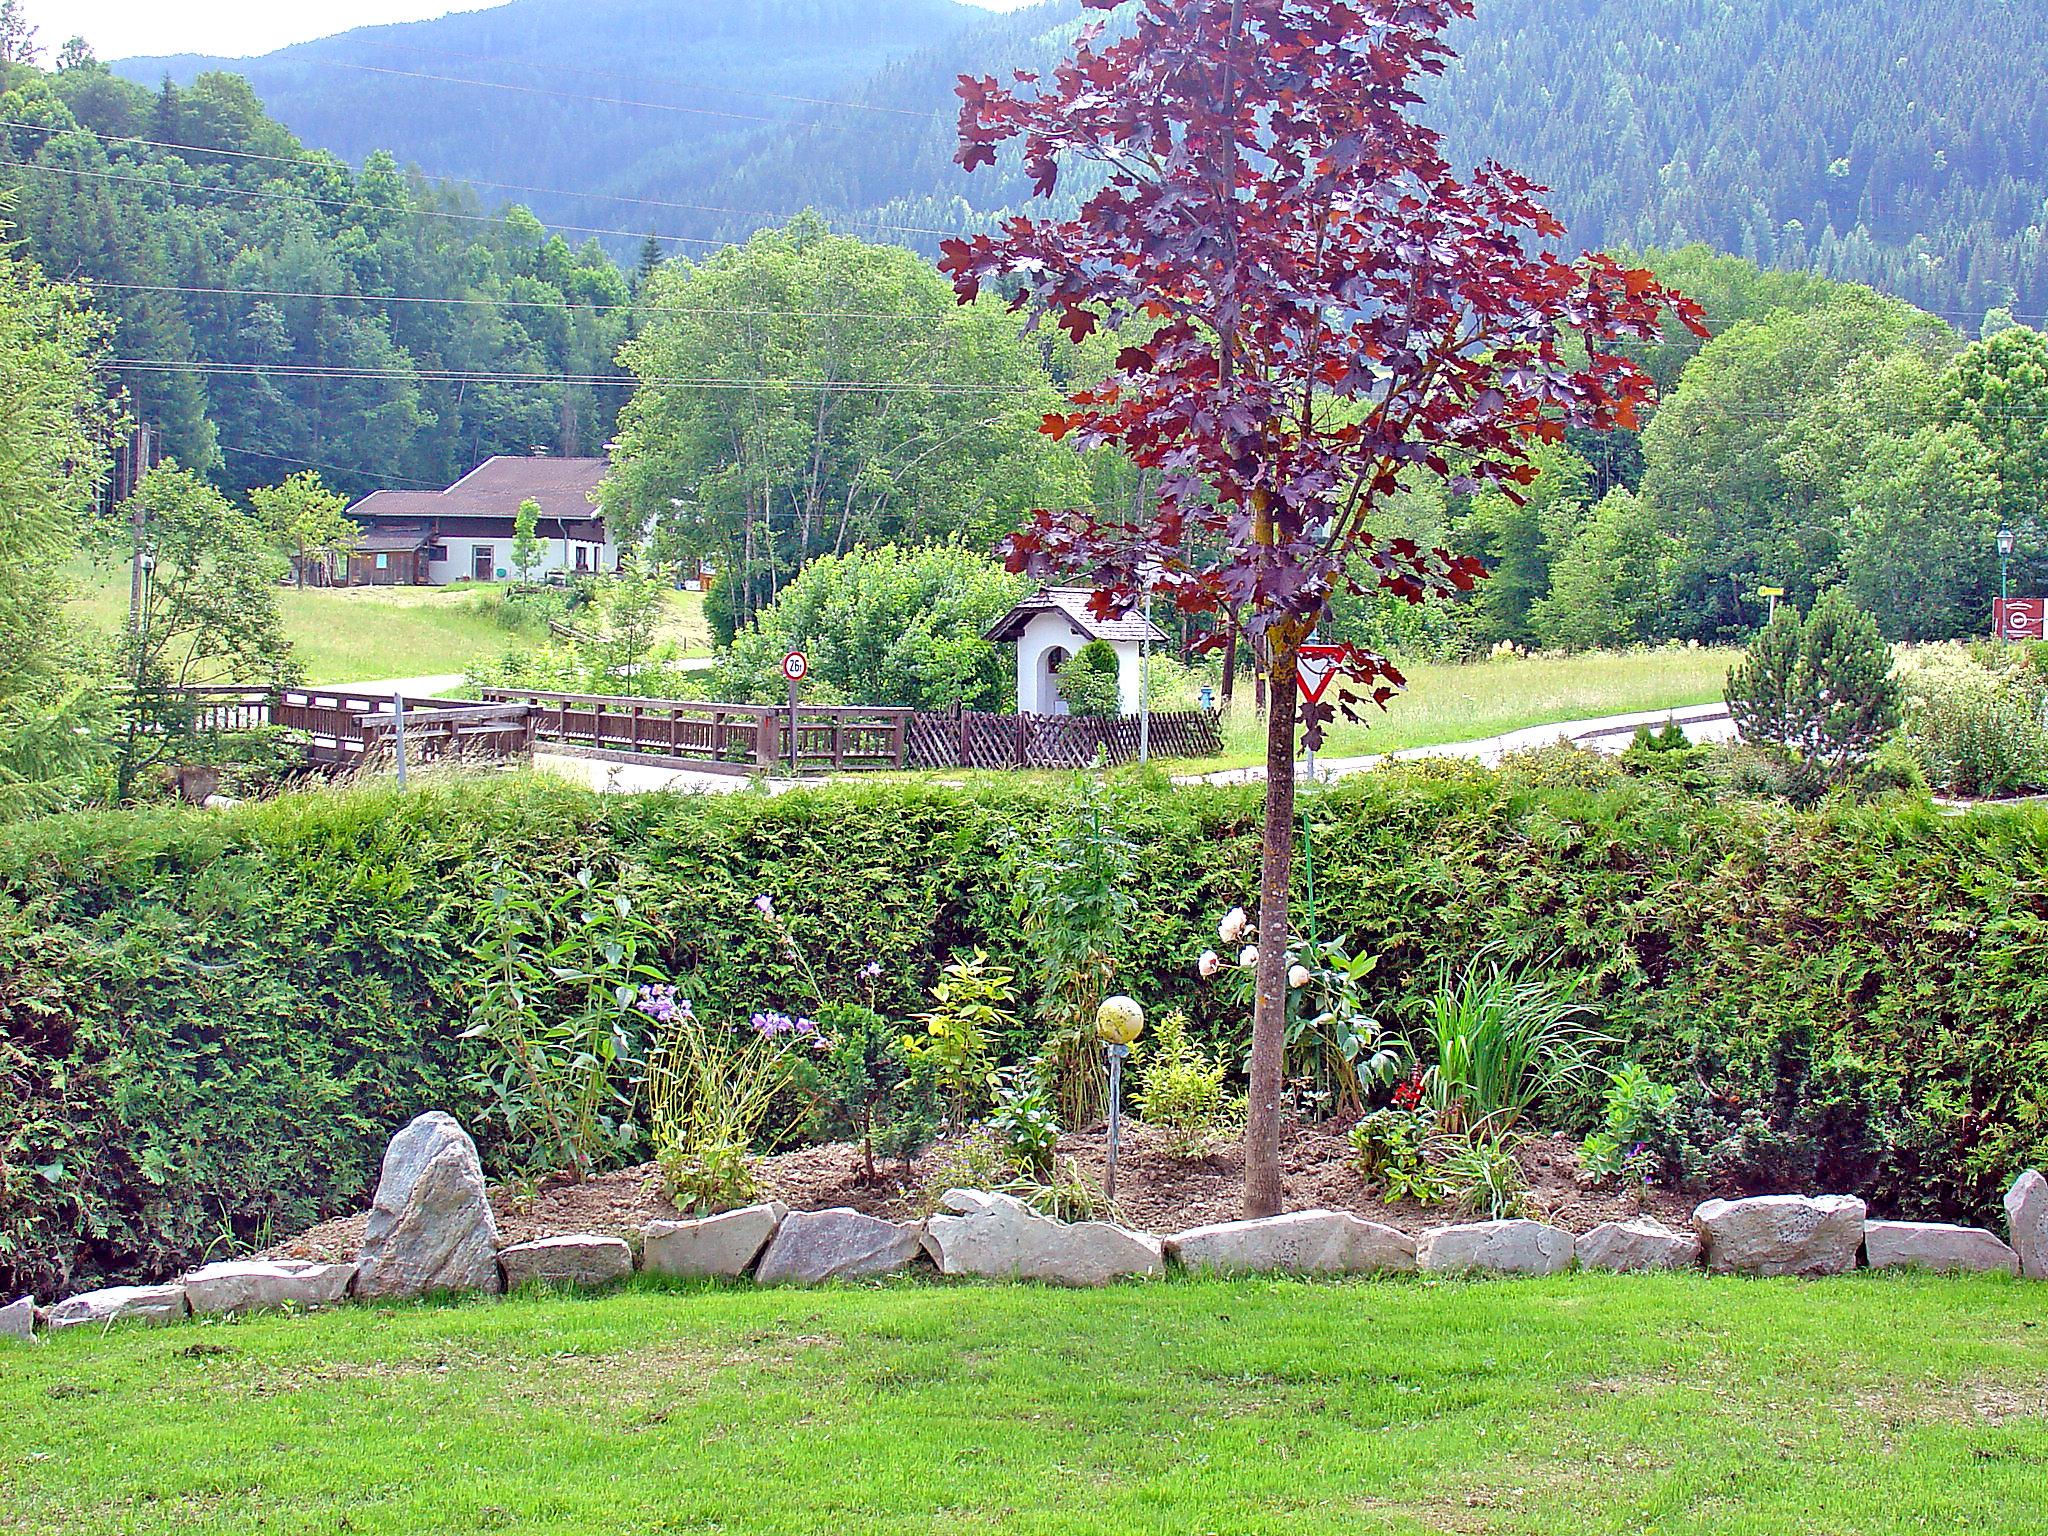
[3, 1272, 2040, 1534]
[66, 563, 710, 686]
[1190, 647, 1739, 770]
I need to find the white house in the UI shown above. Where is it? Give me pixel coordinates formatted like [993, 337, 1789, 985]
[340, 455, 620, 586]
[984, 587, 1169, 716]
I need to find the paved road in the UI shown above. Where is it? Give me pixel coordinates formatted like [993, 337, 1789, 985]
[529, 702, 1734, 797]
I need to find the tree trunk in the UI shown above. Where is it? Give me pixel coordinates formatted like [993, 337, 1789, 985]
[1243, 638, 1298, 1219]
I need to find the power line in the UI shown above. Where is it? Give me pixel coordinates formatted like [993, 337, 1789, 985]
[80, 278, 969, 325]
[225, 444, 451, 488]
[0, 119, 968, 240]
[103, 356, 1040, 393]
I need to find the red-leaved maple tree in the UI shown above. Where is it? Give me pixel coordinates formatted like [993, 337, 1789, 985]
[941, 0, 1706, 1217]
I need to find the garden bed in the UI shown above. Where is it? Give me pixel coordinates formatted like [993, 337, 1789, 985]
[262, 1120, 1697, 1265]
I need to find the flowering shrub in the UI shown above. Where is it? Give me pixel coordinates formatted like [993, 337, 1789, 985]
[644, 991, 813, 1214]
[1580, 1064, 1682, 1192]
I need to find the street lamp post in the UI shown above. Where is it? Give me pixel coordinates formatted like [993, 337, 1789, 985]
[1999, 528, 2017, 603]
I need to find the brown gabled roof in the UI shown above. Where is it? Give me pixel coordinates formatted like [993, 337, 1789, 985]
[346, 457, 610, 532]
[984, 587, 1170, 645]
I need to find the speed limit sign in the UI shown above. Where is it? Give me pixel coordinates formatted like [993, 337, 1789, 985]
[781, 650, 809, 684]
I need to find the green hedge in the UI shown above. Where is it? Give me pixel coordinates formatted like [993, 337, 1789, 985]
[3, 769, 2045, 1295]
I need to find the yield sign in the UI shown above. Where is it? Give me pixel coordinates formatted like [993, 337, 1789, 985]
[1296, 643, 1351, 705]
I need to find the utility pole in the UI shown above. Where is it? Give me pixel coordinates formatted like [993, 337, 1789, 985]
[126, 423, 152, 641]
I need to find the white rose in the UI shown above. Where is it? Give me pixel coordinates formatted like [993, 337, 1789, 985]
[1239, 944, 1260, 970]
[1288, 963, 1312, 990]
[1197, 949, 1222, 979]
[1218, 906, 1248, 944]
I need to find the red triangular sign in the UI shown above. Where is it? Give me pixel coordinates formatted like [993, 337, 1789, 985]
[1296, 643, 1350, 705]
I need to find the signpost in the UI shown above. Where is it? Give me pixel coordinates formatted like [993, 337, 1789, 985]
[1296, 642, 1351, 783]
[1758, 585, 1785, 623]
[781, 650, 808, 776]
[1995, 598, 2046, 644]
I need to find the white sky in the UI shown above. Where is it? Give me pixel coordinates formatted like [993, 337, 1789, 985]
[29, 0, 1039, 64]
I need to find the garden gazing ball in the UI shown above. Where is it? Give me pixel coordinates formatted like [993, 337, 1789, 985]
[1095, 995, 1146, 1046]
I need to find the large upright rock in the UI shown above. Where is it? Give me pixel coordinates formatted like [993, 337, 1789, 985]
[353, 1112, 502, 1299]
[2006, 1170, 2047, 1280]
[643, 1204, 787, 1280]
[1166, 1210, 1414, 1276]
[183, 1260, 356, 1315]
[1416, 1219, 1574, 1276]
[753, 1209, 923, 1284]
[923, 1191, 1166, 1286]
[1576, 1217, 1701, 1273]
[1, 1296, 35, 1342]
[1863, 1221, 2018, 1276]
[1693, 1195, 1865, 1276]
[498, 1235, 633, 1290]
[47, 1284, 187, 1329]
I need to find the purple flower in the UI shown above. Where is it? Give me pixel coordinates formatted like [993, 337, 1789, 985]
[753, 894, 775, 917]
[749, 1009, 826, 1048]
[635, 984, 693, 1026]
[861, 961, 884, 980]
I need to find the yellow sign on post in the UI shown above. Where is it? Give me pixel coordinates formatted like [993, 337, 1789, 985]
[1758, 586, 1785, 598]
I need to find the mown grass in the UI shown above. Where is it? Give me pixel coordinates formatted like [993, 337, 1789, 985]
[64, 561, 709, 685]
[1191, 647, 1739, 769]
[2, 1271, 2041, 1534]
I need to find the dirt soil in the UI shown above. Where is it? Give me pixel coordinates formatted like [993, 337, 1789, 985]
[264, 1122, 1697, 1266]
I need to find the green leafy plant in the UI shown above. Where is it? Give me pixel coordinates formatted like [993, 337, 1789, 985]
[1438, 1127, 1529, 1219]
[459, 864, 661, 1180]
[1903, 649, 2048, 796]
[1055, 638, 1124, 719]
[905, 949, 1015, 1126]
[1727, 591, 1902, 787]
[989, 1062, 1061, 1181]
[1348, 1107, 1443, 1204]
[1410, 954, 1607, 1134]
[1134, 1009, 1240, 1158]
[1581, 1064, 1683, 1194]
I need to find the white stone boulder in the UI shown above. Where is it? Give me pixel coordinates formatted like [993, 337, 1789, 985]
[1693, 1195, 1866, 1276]
[923, 1191, 1165, 1286]
[499, 1234, 634, 1289]
[353, 1111, 503, 1299]
[1863, 1220, 2018, 1276]
[1166, 1209, 1415, 1276]
[1, 1295, 35, 1341]
[1416, 1219, 1574, 1276]
[643, 1203, 788, 1280]
[2006, 1170, 2046, 1280]
[753, 1208, 923, 1284]
[183, 1259, 356, 1315]
[1576, 1217, 1701, 1272]
[47, 1284, 188, 1329]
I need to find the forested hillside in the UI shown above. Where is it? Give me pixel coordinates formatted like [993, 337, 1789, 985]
[112, 0, 2044, 325]
[1, 55, 637, 497]
[115, 0, 983, 243]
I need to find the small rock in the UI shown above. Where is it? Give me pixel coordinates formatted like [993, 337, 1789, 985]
[1577, 1217, 1701, 1272]
[2006, 1170, 2046, 1280]
[1166, 1209, 1415, 1276]
[183, 1260, 356, 1315]
[643, 1204, 788, 1279]
[1864, 1220, 2019, 1276]
[1693, 1195, 1866, 1276]
[1, 1296, 34, 1342]
[753, 1208, 923, 1284]
[353, 1111, 503, 1300]
[499, 1234, 633, 1289]
[1416, 1219, 1574, 1276]
[923, 1192, 1165, 1286]
[47, 1285, 188, 1329]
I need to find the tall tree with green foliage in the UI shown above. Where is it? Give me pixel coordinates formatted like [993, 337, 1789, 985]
[250, 472, 357, 587]
[511, 498, 545, 587]
[0, 232, 114, 810]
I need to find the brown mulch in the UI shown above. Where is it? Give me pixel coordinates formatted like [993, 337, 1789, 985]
[263, 1121, 1696, 1266]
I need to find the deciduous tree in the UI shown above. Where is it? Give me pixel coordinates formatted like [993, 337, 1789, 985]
[940, 0, 1701, 1214]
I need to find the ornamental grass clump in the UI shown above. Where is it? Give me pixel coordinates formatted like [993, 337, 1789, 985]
[1410, 953, 1607, 1134]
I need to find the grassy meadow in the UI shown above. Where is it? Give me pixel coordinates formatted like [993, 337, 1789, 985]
[1189, 646, 1738, 769]
[66, 561, 710, 686]
[1, 1271, 2040, 1535]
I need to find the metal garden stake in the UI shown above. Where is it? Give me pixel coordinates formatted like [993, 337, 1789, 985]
[1095, 996, 1145, 1202]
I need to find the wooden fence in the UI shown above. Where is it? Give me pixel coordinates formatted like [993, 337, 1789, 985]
[139, 686, 1226, 778]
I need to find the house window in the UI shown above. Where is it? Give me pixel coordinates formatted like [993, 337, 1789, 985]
[472, 545, 495, 582]
[375, 553, 389, 571]
[575, 546, 590, 572]
[428, 544, 449, 562]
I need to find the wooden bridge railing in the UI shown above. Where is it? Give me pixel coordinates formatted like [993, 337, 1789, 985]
[478, 688, 913, 775]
